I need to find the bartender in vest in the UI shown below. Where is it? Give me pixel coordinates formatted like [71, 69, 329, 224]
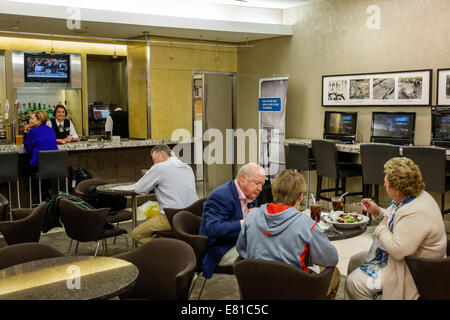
[105, 103, 129, 139]
[46, 104, 79, 144]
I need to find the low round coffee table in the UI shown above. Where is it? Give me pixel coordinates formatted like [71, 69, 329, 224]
[0, 256, 138, 300]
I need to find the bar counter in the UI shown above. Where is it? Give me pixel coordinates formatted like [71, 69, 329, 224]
[0, 138, 186, 153]
[285, 138, 450, 158]
[0, 138, 191, 208]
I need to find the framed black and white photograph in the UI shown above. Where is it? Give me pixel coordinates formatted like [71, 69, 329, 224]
[322, 69, 432, 106]
[437, 68, 450, 106]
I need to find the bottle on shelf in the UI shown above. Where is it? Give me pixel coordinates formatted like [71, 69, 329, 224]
[26, 103, 32, 119]
[32, 103, 36, 111]
[0, 115, 5, 140]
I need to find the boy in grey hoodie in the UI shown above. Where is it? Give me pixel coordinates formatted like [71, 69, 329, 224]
[236, 169, 340, 298]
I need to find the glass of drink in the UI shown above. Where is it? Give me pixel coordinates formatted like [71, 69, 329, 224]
[15, 135, 23, 146]
[331, 196, 344, 212]
[310, 201, 322, 222]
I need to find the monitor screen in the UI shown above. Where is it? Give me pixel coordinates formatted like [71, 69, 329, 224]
[431, 112, 450, 142]
[371, 112, 416, 143]
[92, 106, 110, 120]
[24, 52, 70, 83]
[323, 111, 358, 142]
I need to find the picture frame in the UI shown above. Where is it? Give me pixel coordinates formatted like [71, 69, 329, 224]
[437, 68, 450, 106]
[322, 69, 432, 107]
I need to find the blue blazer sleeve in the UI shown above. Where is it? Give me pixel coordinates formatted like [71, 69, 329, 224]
[202, 191, 242, 239]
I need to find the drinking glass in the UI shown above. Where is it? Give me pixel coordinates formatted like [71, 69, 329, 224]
[331, 196, 344, 212]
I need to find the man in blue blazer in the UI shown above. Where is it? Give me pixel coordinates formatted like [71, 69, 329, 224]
[199, 163, 266, 279]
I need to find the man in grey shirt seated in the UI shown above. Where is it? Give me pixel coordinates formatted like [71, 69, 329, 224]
[131, 144, 198, 244]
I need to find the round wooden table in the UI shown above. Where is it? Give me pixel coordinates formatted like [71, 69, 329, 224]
[0, 256, 138, 300]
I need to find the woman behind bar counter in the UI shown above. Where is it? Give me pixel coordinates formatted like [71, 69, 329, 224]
[24, 110, 58, 173]
[46, 104, 79, 144]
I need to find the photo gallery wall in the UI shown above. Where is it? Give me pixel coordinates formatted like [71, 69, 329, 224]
[322, 69, 432, 106]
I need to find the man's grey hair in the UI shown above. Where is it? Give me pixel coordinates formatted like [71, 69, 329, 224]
[151, 144, 171, 156]
[236, 163, 265, 179]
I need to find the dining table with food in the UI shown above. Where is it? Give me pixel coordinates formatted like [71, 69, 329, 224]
[303, 195, 369, 241]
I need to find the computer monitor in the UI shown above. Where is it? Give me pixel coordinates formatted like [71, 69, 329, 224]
[92, 106, 110, 120]
[323, 111, 358, 143]
[431, 111, 450, 147]
[370, 112, 416, 145]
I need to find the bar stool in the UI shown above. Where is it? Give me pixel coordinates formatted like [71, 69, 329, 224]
[311, 140, 363, 203]
[287, 144, 316, 208]
[0, 152, 21, 216]
[29, 150, 69, 207]
[360, 143, 400, 203]
[402, 146, 450, 216]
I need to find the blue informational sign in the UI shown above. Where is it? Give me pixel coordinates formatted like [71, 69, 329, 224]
[258, 97, 281, 111]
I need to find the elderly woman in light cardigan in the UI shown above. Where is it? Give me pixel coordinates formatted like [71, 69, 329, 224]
[345, 157, 447, 300]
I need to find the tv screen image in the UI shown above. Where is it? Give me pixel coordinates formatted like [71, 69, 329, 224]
[24, 53, 70, 83]
[370, 112, 416, 145]
[323, 111, 357, 143]
[432, 113, 450, 141]
[372, 114, 413, 138]
[92, 106, 110, 120]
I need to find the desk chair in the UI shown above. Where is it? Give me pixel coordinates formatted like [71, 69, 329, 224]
[287, 144, 315, 208]
[115, 238, 196, 300]
[0, 152, 21, 212]
[0, 202, 47, 246]
[233, 258, 335, 300]
[0, 243, 63, 270]
[360, 143, 400, 203]
[29, 150, 68, 207]
[405, 241, 450, 300]
[153, 197, 206, 239]
[172, 210, 234, 299]
[402, 146, 450, 216]
[311, 140, 363, 203]
[58, 198, 128, 256]
[74, 178, 132, 227]
[0, 193, 9, 221]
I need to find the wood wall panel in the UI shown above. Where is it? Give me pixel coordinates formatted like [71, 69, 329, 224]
[149, 36, 237, 139]
[126, 43, 148, 139]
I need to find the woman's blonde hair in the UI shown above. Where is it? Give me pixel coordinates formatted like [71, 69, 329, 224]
[33, 110, 49, 124]
[271, 169, 306, 206]
[384, 157, 425, 197]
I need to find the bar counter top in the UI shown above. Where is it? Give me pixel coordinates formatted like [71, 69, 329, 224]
[285, 137, 450, 157]
[0, 138, 191, 153]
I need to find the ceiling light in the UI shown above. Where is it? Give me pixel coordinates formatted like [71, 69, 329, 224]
[112, 40, 118, 59]
[50, 34, 55, 55]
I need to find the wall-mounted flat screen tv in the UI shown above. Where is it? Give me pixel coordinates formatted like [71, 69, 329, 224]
[431, 111, 450, 147]
[370, 112, 416, 145]
[323, 111, 358, 143]
[24, 52, 71, 83]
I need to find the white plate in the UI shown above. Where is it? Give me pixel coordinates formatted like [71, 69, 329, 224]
[323, 212, 369, 229]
